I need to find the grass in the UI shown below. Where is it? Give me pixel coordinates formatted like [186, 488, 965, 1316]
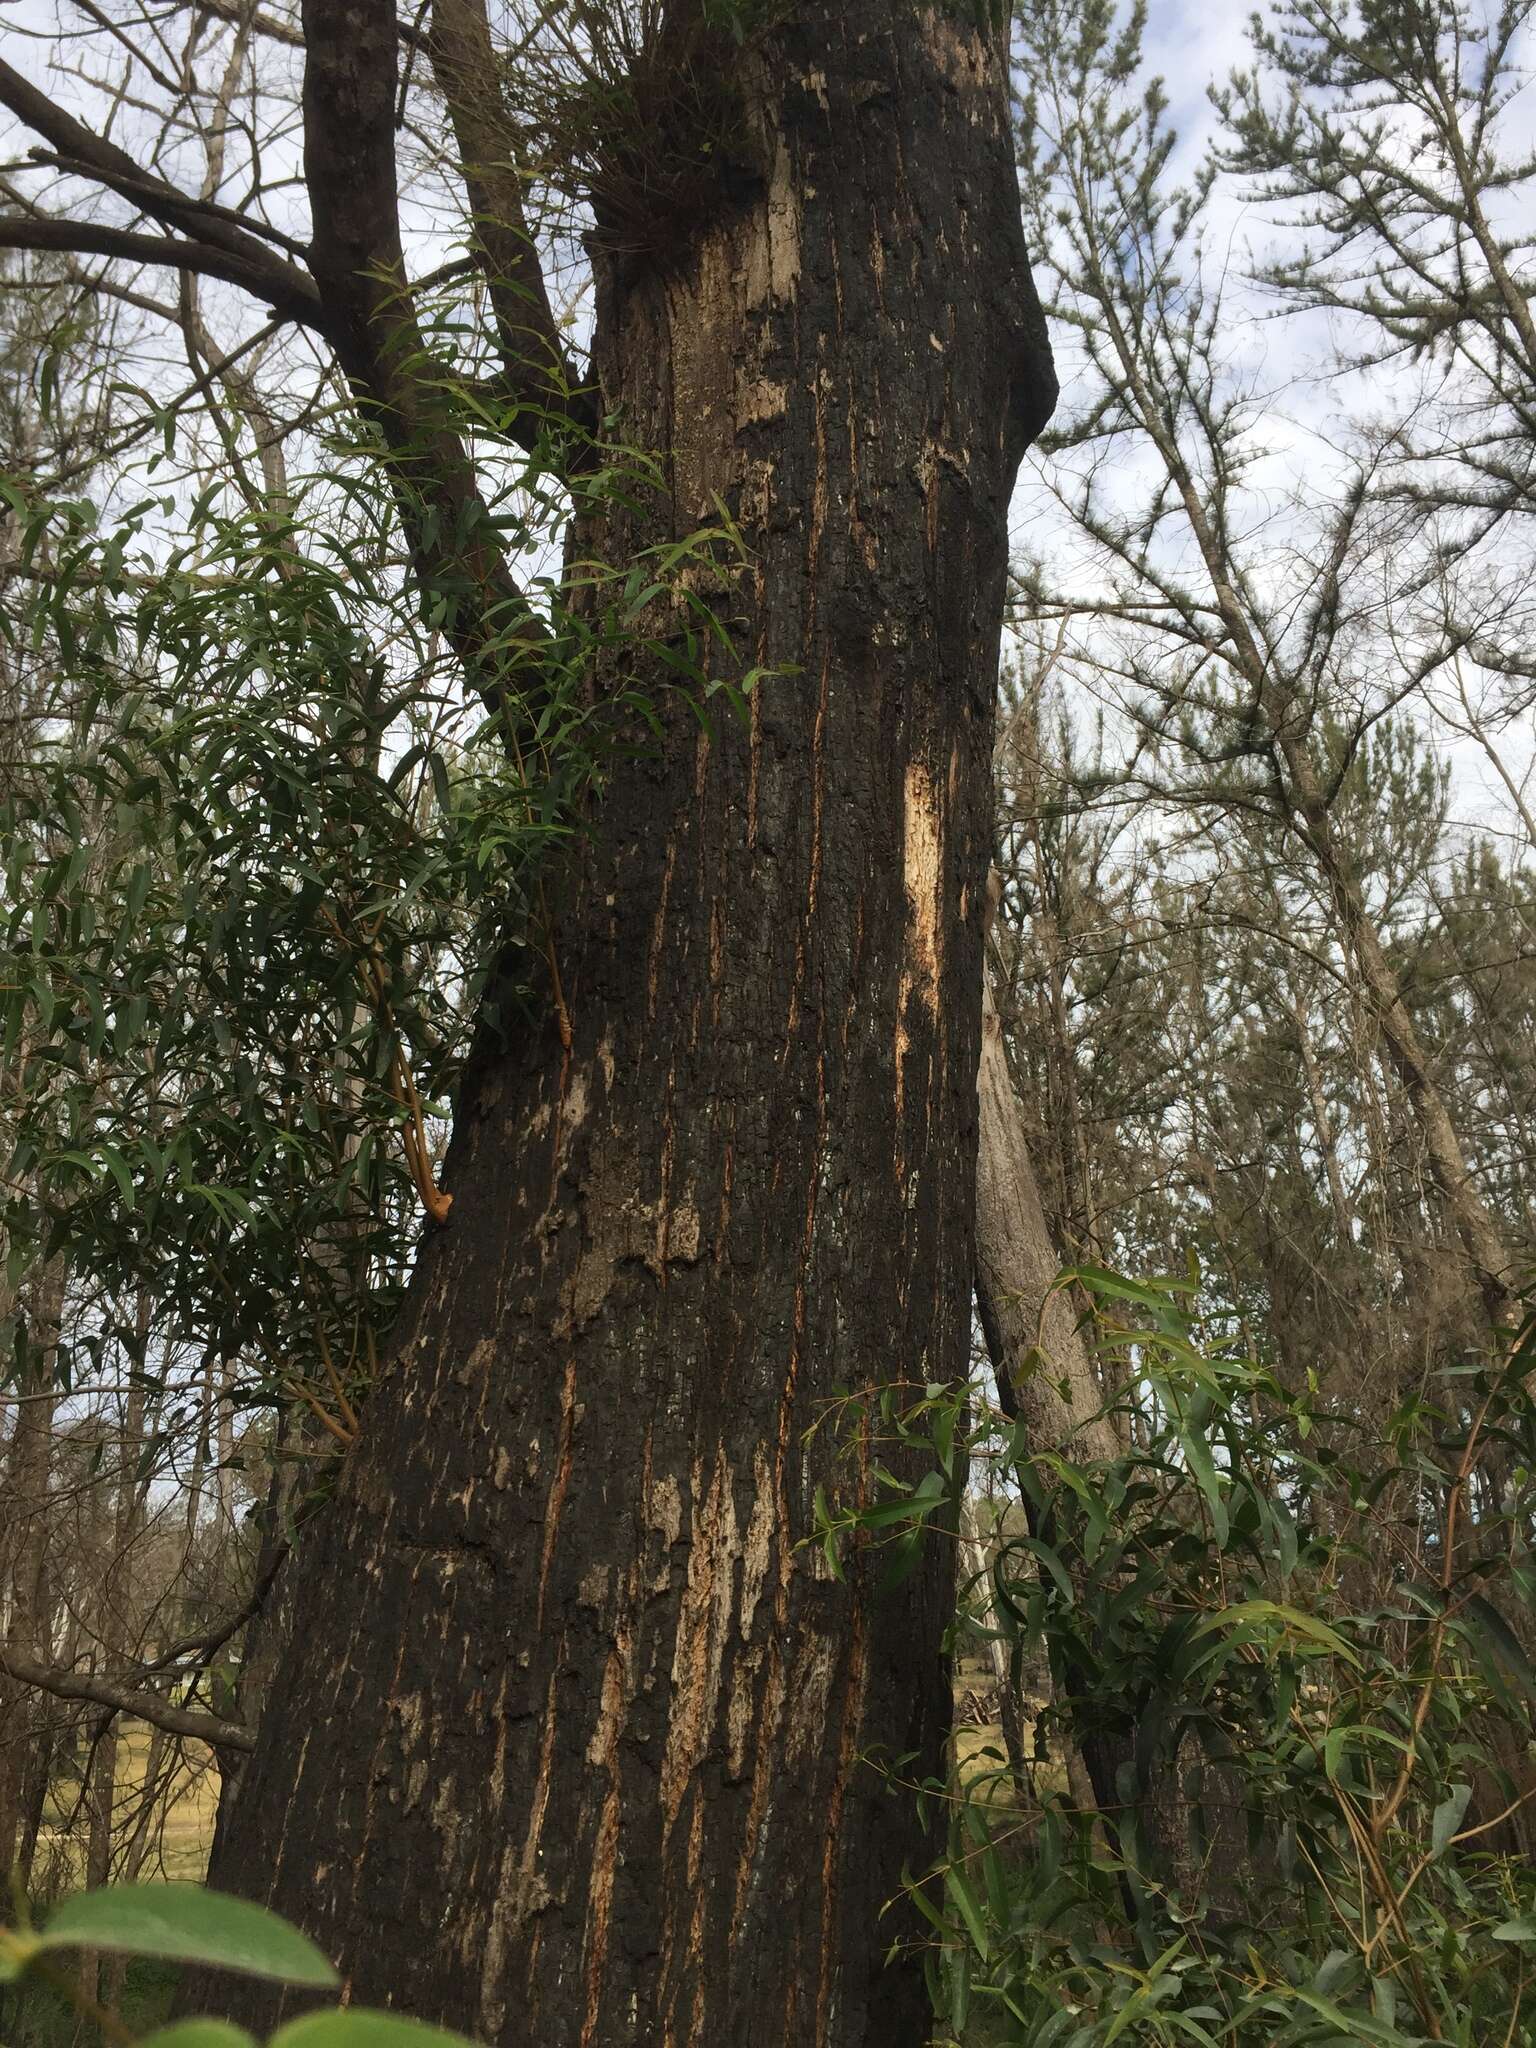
[952, 1645, 1067, 1809]
[32, 1721, 218, 1896]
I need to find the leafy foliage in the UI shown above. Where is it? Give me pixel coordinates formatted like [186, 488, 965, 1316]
[822, 1269, 1536, 2043]
[0, 375, 760, 1433]
[0, 1883, 338, 1987]
[1, 1883, 473, 2048]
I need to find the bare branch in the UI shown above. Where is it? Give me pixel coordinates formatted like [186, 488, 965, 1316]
[0, 53, 326, 330]
[0, 1645, 256, 1753]
[426, 0, 595, 440]
[0, 214, 325, 331]
[28, 150, 312, 266]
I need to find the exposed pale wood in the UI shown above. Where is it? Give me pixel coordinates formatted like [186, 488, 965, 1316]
[976, 966, 1120, 1465]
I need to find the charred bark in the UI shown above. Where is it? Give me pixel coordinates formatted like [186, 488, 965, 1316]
[200, 6, 1054, 2045]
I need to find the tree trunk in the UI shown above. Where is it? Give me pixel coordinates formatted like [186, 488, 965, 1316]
[1284, 741, 1520, 1334]
[209, 1434, 303, 1863]
[79, 1714, 119, 2002]
[203, 10, 1054, 2044]
[975, 961, 1205, 1904]
[0, 1268, 62, 1882]
[975, 969, 1119, 1465]
[1292, 990, 1355, 1244]
[80, 1356, 151, 2008]
[957, 1494, 1031, 1803]
[14, 1716, 55, 1890]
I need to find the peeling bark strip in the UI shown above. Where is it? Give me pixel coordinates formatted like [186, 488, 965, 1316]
[206, 7, 1053, 2044]
[975, 971, 1118, 1465]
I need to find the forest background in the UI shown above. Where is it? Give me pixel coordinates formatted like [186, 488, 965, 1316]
[3, 0, 1536, 2043]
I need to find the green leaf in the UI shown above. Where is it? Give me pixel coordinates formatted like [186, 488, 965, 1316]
[96, 1141, 136, 1211]
[1194, 1599, 1360, 1669]
[1282, 1985, 1411, 2043]
[1492, 1919, 1536, 1942]
[272, 2012, 480, 2048]
[1102, 1984, 1155, 2046]
[139, 2024, 259, 2048]
[948, 1945, 970, 2035]
[1015, 1534, 1076, 1605]
[1431, 1782, 1471, 1858]
[1462, 1594, 1536, 1697]
[38, 1886, 339, 1985]
[1175, 1421, 1228, 1546]
[1314, 1949, 1357, 1996]
[0, 1928, 42, 1983]
[945, 1868, 990, 1965]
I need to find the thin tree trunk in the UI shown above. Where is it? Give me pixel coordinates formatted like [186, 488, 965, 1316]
[121, 1721, 170, 1883]
[80, 1342, 150, 2008]
[209, 1438, 303, 1863]
[999, 676, 1099, 1261]
[975, 959, 1119, 1826]
[1293, 991, 1355, 1243]
[1284, 742, 1519, 1332]
[14, 1718, 55, 1891]
[975, 969, 1119, 1465]
[0, 1266, 63, 1882]
[1069, 222, 1521, 1347]
[957, 1495, 1030, 1803]
[215, 1357, 237, 1534]
[975, 956, 1204, 1902]
[79, 1714, 118, 2000]
[201, 8, 1055, 2043]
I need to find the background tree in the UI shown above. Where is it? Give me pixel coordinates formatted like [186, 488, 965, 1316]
[1008, 0, 1531, 1338]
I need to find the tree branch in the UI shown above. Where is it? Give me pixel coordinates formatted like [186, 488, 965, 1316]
[136, 1539, 291, 1683]
[1, 12, 562, 733]
[301, 0, 558, 720]
[0, 215, 325, 332]
[425, 0, 595, 443]
[193, 0, 428, 51]
[0, 1646, 256, 1753]
[28, 149, 313, 265]
[0, 55, 326, 329]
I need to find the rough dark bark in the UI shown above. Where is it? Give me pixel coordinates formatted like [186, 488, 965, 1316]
[199, 6, 1054, 2045]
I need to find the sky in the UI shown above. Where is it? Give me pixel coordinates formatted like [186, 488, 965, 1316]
[3, 0, 1535, 856]
[1007, 0, 1536, 858]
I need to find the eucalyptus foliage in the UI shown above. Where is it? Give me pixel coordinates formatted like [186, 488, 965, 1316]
[0, 368, 758, 1431]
